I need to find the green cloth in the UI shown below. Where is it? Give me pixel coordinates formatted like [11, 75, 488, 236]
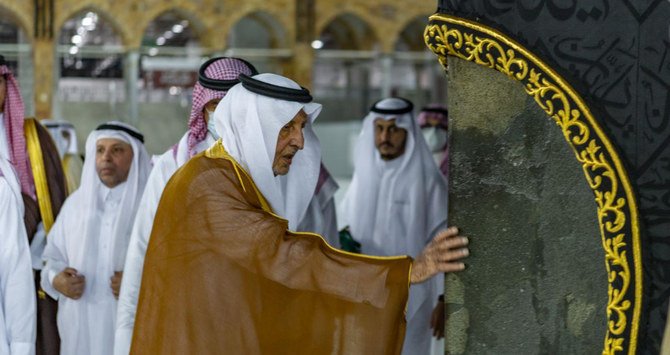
[339, 227, 361, 253]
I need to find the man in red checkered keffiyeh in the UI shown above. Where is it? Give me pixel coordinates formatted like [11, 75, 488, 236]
[0, 55, 33, 198]
[0, 56, 37, 355]
[185, 57, 258, 160]
[114, 57, 258, 355]
[1, 54, 68, 355]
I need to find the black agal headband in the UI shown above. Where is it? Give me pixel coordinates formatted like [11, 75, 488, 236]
[197, 57, 258, 91]
[96, 123, 144, 143]
[420, 107, 448, 117]
[238, 74, 313, 103]
[370, 97, 414, 115]
[44, 121, 75, 129]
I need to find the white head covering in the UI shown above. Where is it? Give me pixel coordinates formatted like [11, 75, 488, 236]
[42, 119, 79, 158]
[339, 98, 448, 320]
[69, 121, 151, 299]
[213, 73, 322, 229]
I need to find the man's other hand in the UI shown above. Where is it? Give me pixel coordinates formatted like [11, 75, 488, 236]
[110, 271, 123, 299]
[53, 267, 85, 299]
[430, 299, 445, 339]
[411, 227, 468, 284]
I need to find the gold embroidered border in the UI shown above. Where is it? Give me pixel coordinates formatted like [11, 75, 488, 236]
[424, 14, 642, 355]
[25, 118, 56, 233]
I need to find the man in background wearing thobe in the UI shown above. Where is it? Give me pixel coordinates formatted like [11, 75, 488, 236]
[41, 122, 150, 355]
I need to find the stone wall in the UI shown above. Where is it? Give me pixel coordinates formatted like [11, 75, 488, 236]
[445, 56, 607, 354]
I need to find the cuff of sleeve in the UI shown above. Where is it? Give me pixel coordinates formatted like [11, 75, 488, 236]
[10, 341, 35, 355]
[48, 269, 57, 286]
[40, 269, 60, 300]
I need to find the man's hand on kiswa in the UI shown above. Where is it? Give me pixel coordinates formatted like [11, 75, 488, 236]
[410, 227, 469, 284]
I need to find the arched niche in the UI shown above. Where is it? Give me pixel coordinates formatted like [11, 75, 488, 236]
[312, 13, 380, 125]
[425, 14, 641, 354]
[224, 11, 289, 74]
[317, 12, 378, 51]
[392, 15, 447, 112]
[138, 9, 204, 154]
[55, 9, 125, 152]
[0, 6, 34, 115]
[309, 13, 382, 192]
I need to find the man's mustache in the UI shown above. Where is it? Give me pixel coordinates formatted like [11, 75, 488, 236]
[379, 141, 394, 148]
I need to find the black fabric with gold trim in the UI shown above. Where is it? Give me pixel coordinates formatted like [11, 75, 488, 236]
[24, 118, 67, 355]
[431, 2, 670, 352]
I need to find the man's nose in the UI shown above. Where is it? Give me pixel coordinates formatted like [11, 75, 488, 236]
[102, 149, 112, 161]
[380, 129, 389, 142]
[291, 129, 305, 150]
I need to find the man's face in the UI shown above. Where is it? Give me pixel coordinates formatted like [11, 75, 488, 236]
[422, 116, 447, 130]
[374, 118, 407, 160]
[95, 138, 134, 188]
[0, 75, 6, 112]
[272, 110, 307, 176]
[202, 98, 221, 124]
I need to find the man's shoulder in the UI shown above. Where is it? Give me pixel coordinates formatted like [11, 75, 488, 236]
[0, 176, 13, 202]
[169, 153, 242, 192]
[166, 151, 269, 211]
[151, 149, 179, 179]
[184, 151, 237, 174]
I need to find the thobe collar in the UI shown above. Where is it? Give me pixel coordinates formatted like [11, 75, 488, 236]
[99, 181, 126, 204]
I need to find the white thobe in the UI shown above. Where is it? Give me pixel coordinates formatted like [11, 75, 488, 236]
[0, 165, 37, 355]
[1, 114, 47, 270]
[361, 163, 445, 355]
[296, 173, 339, 246]
[340, 103, 449, 355]
[114, 133, 209, 355]
[42, 184, 125, 355]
